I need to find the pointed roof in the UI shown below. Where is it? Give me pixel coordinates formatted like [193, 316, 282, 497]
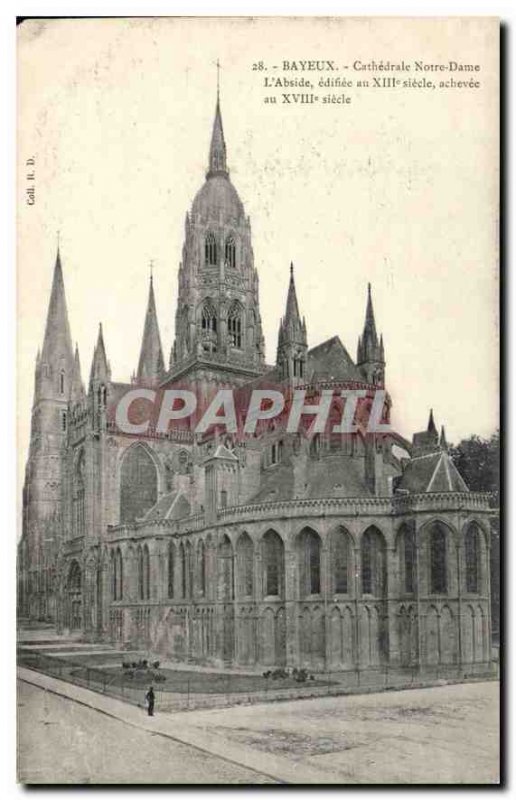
[207, 443, 239, 462]
[142, 490, 191, 522]
[440, 425, 448, 450]
[207, 93, 228, 178]
[306, 336, 364, 383]
[427, 408, 437, 435]
[397, 451, 469, 493]
[136, 273, 164, 384]
[89, 323, 111, 384]
[278, 263, 306, 345]
[40, 247, 74, 367]
[364, 282, 378, 342]
[69, 343, 85, 402]
[285, 262, 301, 325]
[357, 283, 383, 364]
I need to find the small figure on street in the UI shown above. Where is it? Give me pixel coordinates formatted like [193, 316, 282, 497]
[145, 685, 155, 716]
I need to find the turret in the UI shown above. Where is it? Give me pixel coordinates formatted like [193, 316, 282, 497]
[136, 271, 164, 386]
[169, 82, 266, 384]
[35, 246, 75, 402]
[357, 283, 385, 386]
[69, 343, 85, 405]
[276, 263, 307, 383]
[22, 246, 75, 620]
[89, 323, 111, 427]
[207, 92, 228, 178]
[412, 409, 440, 456]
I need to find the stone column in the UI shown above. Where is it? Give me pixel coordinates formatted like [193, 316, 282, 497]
[353, 545, 361, 668]
[284, 545, 298, 667]
[386, 545, 401, 666]
[321, 541, 331, 671]
[253, 536, 263, 664]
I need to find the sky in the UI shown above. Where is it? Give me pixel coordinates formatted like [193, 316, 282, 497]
[17, 17, 499, 528]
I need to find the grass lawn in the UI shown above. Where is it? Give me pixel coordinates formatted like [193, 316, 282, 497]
[68, 666, 332, 694]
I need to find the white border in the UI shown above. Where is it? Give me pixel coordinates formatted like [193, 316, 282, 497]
[2, 2, 512, 798]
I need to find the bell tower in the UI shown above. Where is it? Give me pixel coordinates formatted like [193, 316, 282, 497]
[167, 89, 266, 387]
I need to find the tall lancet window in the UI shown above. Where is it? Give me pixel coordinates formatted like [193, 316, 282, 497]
[228, 302, 243, 349]
[201, 300, 218, 353]
[205, 232, 218, 266]
[465, 523, 481, 593]
[225, 235, 236, 268]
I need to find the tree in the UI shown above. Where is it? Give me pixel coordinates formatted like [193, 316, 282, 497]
[449, 430, 499, 494]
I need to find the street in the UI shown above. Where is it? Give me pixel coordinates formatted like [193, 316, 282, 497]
[17, 675, 499, 784]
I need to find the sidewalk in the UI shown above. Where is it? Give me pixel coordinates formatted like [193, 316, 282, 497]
[18, 666, 344, 784]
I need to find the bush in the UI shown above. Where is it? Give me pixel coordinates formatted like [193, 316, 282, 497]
[151, 660, 160, 669]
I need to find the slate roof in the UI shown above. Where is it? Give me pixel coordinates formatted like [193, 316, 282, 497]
[250, 453, 370, 503]
[306, 336, 364, 383]
[396, 451, 469, 493]
[142, 491, 191, 522]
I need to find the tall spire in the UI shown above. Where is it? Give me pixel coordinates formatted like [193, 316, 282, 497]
[439, 424, 448, 450]
[207, 82, 228, 178]
[357, 283, 385, 385]
[276, 263, 307, 381]
[69, 343, 85, 403]
[278, 262, 306, 344]
[427, 408, 437, 435]
[40, 246, 74, 366]
[363, 282, 378, 344]
[136, 271, 164, 385]
[89, 323, 111, 385]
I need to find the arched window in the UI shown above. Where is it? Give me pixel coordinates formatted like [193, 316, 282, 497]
[332, 528, 351, 594]
[361, 527, 386, 596]
[167, 542, 174, 599]
[429, 524, 447, 594]
[225, 235, 236, 268]
[181, 544, 187, 599]
[198, 540, 206, 597]
[201, 300, 218, 353]
[143, 545, 150, 600]
[116, 548, 123, 600]
[298, 528, 321, 596]
[465, 524, 480, 593]
[205, 232, 218, 266]
[218, 535, 234, 600]
[137, 547, 144, 600]
[228, 301, 243, 349]
[400, 525, 416, 595]
[120, 445, 158, 525]
[310, 434, 321, 458]
[110, 552, 116, 600]
[263, 530, 284, 597]
[236, 533, 254, 597]
[73, 450, 85, 538]
[59, 370, 65, 395]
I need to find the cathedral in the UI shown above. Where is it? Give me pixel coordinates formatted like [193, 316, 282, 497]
[18, 91, 493, 674]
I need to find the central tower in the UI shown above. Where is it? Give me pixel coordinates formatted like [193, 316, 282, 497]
[167, 92, 266, 387]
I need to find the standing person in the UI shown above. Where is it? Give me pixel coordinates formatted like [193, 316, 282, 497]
[145, 685, 155, 716]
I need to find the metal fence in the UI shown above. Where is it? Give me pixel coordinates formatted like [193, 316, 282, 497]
[17, 648, 498, 713]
